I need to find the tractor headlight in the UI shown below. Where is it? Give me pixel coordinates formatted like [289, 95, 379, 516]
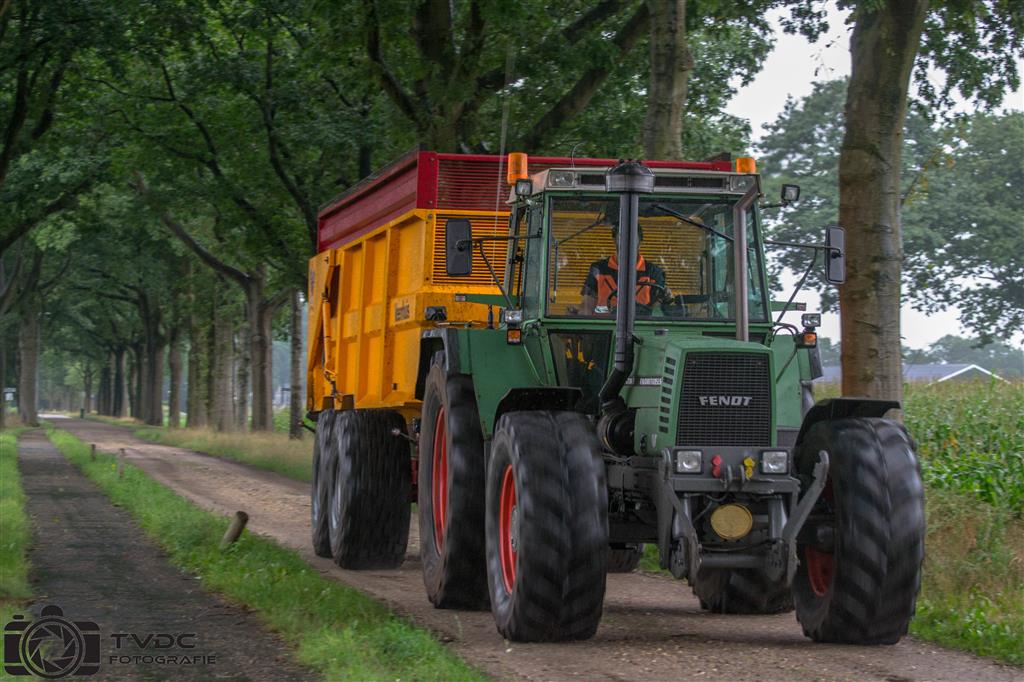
[761, 450, 789, 474]
[730, 175, 755, 192]
[675, 450, 702, 474]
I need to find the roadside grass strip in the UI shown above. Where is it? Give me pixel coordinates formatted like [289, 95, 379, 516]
[88, 415, 313, 482]
[911, 488, 1024, 666]
[45, 427, 486, 682]
[0, 427, 31, 659]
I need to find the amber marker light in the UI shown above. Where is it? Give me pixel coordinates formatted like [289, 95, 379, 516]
[506, 152, 529, 185]
[735, 157, 757, 174]
[506, 328, 523, 345]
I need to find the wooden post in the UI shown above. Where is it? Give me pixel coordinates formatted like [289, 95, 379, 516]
[90, 444, 96, 461]
[117, 448, 126, 478]
[220, 511, 249, 550]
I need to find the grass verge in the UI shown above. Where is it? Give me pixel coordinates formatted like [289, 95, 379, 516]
[0, 426, 31, 671]
[88, 415, 311, 482]
[911, 487, 1024, 665]
[45, 426, 484, 681]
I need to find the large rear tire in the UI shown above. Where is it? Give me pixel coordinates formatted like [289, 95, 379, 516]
[692, 568, 793, 614]
[792, 417, 925, 644]
[485, 411, 608, 642]
[418, 362, 488, 609]
[311, 410, 335, 557]
[607, 544, 643, 573]
[329, 409, 412, 569]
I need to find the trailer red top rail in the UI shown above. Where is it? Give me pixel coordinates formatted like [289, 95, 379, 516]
[317, 150, 732, 252]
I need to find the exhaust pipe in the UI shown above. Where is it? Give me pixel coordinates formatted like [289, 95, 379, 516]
[598, 160, 654, 452]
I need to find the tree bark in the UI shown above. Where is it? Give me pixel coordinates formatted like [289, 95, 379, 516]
[82, 362, 93, 414]
[838, 0, 928, 405]
[251, 290, 282, 432]
[17, 297, 40, 426]
[114, 348, 128, 417]
[0, 333, 7, 430]
[235, 327, 250, 429]
[186, 320, 207, 428]
[131, 344, 143, 420]
[288, 289, 304, 439]
[643, 0, 691, 160]
[98, 356, 111, 415]
[210, 291, 234, 431]
[168, 327, 182, 427]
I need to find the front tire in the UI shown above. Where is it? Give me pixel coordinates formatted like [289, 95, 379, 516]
[418, 363, 488, 609]
[792, 418, 925, 644]
[693, 568, 793, 614]
[329, 409, 412, 569]
[485, 411, 608, 642]
[607, 544, 643, 573]
[311, 410, 335, 557]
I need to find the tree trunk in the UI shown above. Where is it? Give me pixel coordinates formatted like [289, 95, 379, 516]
[235, 327, 250, 429]
[186, 321, 207, 428]
[838, 0, 928, 405]
[167, 327, 182, 428]
[17, 298, 40, 426]
[210, 291, 234, 431]
[98, 356, 111, 415]
[130, 345, 143, 419]
[643, 0, 691, 160]
[288, 289, 304, 440]
[0, 334, 7, 430]
[82, 362, 93, 414]
[114, 348, 128, 417]
[251, 296, 276, 432]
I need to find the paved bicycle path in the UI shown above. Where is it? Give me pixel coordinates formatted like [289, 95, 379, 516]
[12, 429, 313, 681]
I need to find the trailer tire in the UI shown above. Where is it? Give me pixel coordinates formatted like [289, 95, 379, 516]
[693, 568, 794, 614]
[485, 411, 607, 642]
[310, 410, 335, 557]
[607, 544, 643, 573]
[418, 363, 488, 609]
[792, 418, 924, 644]
[329, 409, 412, 569]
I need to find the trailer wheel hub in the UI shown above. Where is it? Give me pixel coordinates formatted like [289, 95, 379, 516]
[710, 503, 754, 540]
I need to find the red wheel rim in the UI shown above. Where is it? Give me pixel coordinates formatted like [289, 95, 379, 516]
[805, 546, 834, 597]
[805, 478, 835, 597]
[431, 407, 448, 552]
[498, 465, 517, 594]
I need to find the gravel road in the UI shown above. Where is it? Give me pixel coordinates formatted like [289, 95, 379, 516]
[50, 418, 1023, 682]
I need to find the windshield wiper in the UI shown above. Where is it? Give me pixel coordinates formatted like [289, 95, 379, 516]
[651, 204, 734, 242]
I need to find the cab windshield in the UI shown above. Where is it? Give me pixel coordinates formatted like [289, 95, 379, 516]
[545, 196, 768, 322]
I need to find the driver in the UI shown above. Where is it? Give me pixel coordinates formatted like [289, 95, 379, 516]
[580, 222, 670, 315]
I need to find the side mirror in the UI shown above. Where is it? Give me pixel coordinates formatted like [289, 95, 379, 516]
[445, 218, 473, 276]
[781, 184, 800, 204]
[824, 225, 845, 284]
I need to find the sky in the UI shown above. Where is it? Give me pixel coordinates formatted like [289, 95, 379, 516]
[723, 3, 1024, 351]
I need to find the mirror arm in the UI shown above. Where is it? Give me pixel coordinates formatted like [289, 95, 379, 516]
[476, 241, 514, 308]
[774, 251, 818, 324]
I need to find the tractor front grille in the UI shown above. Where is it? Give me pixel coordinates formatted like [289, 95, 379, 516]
[677, 352, 771, 446]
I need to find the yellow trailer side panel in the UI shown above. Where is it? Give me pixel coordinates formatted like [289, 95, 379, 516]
[307, 209, 506, 416]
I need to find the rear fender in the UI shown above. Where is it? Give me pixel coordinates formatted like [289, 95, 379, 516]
[795, 397, 900, 447]
[493, 387, 582, 425]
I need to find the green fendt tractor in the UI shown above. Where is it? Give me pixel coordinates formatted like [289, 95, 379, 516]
[423, 157, 925, 644]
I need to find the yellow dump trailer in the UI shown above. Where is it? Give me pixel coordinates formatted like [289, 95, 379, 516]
[305, 151, 515, 417]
